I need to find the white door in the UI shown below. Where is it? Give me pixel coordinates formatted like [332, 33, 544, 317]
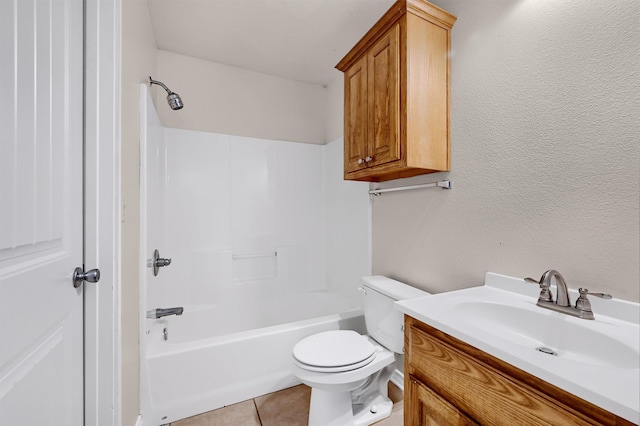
[0, 0, 85, 424]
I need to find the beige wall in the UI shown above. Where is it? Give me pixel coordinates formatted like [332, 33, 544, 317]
[325, 73, 344, 143]
[326, 0, 640, 301]
[156, 50, 328, 144]
[121, 0, 157, 423]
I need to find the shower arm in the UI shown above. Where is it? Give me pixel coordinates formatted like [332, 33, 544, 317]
[149, 76, 173, 94]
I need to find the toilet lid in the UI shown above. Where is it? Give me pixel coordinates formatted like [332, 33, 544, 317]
[293, 330, 376, 371]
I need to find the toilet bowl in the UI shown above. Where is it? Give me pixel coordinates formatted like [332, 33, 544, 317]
[291, 276, 430, 426]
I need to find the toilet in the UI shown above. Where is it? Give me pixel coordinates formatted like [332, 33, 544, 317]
[291, 276, 430, 426]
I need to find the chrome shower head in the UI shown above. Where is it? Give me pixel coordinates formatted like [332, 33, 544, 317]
[166, 92, 183, 110]
[149, 76, 184, 110]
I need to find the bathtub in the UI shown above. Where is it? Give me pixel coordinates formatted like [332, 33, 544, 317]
[141, 290, 365, 425]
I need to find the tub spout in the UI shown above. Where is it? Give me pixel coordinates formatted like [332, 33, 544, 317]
[147, 307, 184, 319]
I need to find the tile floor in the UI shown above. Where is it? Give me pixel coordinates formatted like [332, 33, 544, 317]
[173, 382, 403, 426]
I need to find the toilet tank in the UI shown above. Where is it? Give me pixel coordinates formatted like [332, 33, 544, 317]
[361, 276, 430, 354]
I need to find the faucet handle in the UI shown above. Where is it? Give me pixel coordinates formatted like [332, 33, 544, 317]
[525, 277, 553, 302]
[580, 289, 613, 299]
[575, 288, 613, 313]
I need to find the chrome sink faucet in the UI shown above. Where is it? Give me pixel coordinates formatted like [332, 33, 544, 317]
[540, 269, 570, 306]
[525, 270, 612, 320]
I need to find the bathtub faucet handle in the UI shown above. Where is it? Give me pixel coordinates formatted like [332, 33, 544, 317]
[156, 258, 171, 267]
[152, 249, 172, 276]
[154, 258, 171, 268]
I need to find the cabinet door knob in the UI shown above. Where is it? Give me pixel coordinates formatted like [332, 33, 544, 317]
[365, 156, 373, 162]
[358, 158, 365, 165]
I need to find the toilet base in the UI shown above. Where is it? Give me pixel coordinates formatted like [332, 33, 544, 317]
[294, 337, 397, 426]
[307, 389, 393, 426]
[352, 394, 393, 426]
[308, 388, 355, 426]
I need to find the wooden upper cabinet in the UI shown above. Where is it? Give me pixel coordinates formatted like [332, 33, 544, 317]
[337, 0, 456, 182]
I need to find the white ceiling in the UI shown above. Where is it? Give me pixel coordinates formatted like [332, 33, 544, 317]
[147, 0, 396, 86]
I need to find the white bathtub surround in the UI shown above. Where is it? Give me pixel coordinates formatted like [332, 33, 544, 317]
[151, 128, 336, 309]
[139, 85, 371, 424]
[324, 138, 373, 308]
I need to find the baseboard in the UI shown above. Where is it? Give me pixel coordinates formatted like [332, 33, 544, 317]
[390, 369, 404, 392]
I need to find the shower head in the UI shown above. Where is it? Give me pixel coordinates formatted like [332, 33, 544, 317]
[149, 76, 184, 110]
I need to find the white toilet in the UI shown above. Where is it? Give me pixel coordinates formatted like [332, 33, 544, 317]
[291, 276, 430, 426]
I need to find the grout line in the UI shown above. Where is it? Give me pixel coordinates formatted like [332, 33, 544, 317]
[253, 398, 263, 425]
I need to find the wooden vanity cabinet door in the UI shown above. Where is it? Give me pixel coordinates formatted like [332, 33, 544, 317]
[408, 324, 594, 425]
[407, 377, 479, 426]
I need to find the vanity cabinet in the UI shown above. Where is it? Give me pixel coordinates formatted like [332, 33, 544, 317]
[336, 0, 456, 182]
[404, 316, 635, 426]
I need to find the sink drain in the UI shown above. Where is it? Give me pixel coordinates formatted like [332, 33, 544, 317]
[536, 346, 558, 356]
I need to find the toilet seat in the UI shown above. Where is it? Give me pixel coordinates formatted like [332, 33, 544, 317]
[293, 330, 376, 373]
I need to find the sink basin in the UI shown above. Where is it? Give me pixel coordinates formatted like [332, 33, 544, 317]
[395, 272, 640, 424]
[453, 301, 639, 369]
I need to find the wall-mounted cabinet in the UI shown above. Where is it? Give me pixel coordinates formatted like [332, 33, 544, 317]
[336, 0, 456, 182]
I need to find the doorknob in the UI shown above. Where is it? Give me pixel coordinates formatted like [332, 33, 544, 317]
[73, 267, 101, 288]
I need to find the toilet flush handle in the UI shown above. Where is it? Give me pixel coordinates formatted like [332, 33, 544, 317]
[357, 287, 367, 296]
